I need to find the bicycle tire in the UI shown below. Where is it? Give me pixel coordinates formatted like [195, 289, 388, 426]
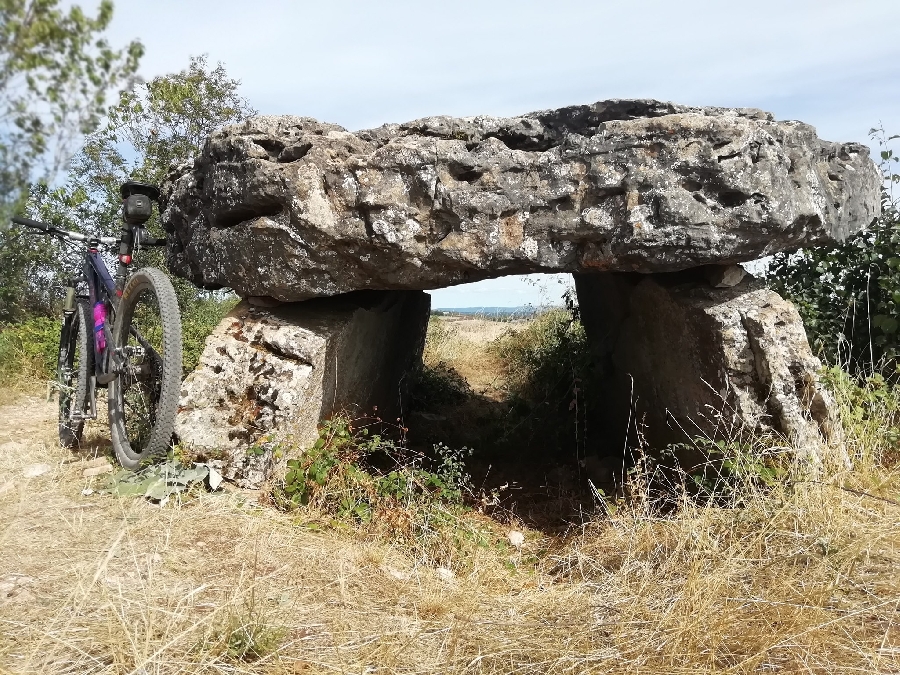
[108, 267, 182, 469]
[58, 300, 92, 448]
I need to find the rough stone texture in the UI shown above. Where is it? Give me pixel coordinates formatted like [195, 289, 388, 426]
[575, 271, 847, 467]
[705, 263, 747, 288]
[175, 290, 430, 487]
[161, 99, 880, 301]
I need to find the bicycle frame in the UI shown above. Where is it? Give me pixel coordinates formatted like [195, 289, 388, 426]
[85, 249, 117, 376]
[67, 227, 147, 419]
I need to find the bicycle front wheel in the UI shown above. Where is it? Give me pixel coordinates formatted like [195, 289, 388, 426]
[108, 268, 183, 469]
[58, 300, 92, 448]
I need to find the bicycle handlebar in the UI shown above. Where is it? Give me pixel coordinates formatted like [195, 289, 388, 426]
[135, 230, 167, 247]
[11, 216, 140, 246]
[11, 216, 50, 232]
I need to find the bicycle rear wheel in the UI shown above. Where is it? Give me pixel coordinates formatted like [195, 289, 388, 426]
[58, 300, 92, 448]
[108, 268, 182, 469]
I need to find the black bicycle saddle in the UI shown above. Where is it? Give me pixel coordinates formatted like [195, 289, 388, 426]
[120, 181, 160, 202]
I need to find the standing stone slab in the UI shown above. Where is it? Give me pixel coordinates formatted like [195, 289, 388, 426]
[161, 99, 880, 301]
[176, 290, 430, 487]
[575, 271, 847, 467]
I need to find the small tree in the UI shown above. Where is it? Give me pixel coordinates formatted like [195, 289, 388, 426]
[20, 56, 254, 373]
[0, 0, 141, 322]
[0, 0, 142, 210]
[768, 129, 900, 376]
[43, 55, 255, 239]
[3, 55, 255, 321]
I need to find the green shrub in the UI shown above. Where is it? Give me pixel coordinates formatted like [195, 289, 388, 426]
[0, 293, 235, 388]
[490, 308, 597, 460]
[0, 316, 61, 385]
[823, 365, 900, 465]
[409, 361, 472, 408]
[493, 308, 589, 399]
[179, 294, 238, 376]
[768, 128, 900, 375]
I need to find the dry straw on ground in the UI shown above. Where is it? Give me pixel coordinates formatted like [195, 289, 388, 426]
[1, 317, 899, 674]
[422, 315, 525, 400]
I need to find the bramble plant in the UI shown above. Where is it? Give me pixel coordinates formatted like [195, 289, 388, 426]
[661, 436, 789, 505]
[277, 416, 473, 518]
[271, 415, 489, 566]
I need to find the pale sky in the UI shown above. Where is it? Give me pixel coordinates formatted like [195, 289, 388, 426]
[101, 0, 900, 307]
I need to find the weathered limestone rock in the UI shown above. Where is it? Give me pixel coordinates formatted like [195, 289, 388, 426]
[575, 271, 847, 467]
[176, 291, 430, 487]
[161, 99, 880, 301]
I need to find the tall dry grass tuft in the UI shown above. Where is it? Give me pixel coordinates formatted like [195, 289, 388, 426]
[546, 368, 900, 673]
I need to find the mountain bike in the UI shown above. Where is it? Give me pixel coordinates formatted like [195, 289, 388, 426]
[10, 181, 183, 469]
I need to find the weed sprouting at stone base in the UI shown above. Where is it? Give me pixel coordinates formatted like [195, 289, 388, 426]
[269, 415, 491, 567]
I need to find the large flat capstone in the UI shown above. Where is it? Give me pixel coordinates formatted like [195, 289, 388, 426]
[161, 99, 880, 301]
[175, 291, 429, 487]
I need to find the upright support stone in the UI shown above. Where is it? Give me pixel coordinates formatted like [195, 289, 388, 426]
[175, 290, 430, 487]
[575, 271, 847, 468]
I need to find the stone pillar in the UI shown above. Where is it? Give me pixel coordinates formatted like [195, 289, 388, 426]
[574, 270, 846, 468]
[175, 290, 430, 487]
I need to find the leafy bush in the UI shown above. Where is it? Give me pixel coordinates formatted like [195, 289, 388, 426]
[768, 128, 900, 375]
[490, 308, 597, 460]
[494, 308, 589, 399]
[0, 292, 233, 388]
[0, 316, 60, 385]
[180, 294, 238, 376]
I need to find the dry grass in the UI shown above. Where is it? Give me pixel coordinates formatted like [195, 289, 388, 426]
[2, 391, 899, 674]
[423, 316, 525, 399]
[2, 318, 900, 674]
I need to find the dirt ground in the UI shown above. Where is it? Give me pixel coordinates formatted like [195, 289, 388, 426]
[2, 342, 900, 673]
[0, 393, 580, 674]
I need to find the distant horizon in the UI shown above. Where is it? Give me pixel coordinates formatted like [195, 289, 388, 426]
[431, 304, 560, 313]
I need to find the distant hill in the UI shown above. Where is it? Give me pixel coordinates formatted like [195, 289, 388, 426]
[432, 306, 554, 319]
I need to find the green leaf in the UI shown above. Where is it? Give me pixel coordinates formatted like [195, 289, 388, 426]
[873, 315, 899, 333]
[144, 477, 172, 500]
